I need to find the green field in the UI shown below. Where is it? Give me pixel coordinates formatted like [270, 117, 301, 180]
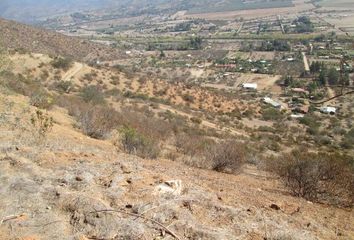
[188, 0, 294, 14]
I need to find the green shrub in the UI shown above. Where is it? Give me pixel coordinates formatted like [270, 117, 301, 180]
[80, 85, 105, 105]
[262, 108, 283, 121]
[51, 57, 73, 70]
[119, 125, 160, 159]
[54, 80, 73, 93]
[190, 117, 202, 124]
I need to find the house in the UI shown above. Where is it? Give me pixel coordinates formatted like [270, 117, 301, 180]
[291, 88, 309, 95]
[291, 114, 304, 118]
[320, 106, 336, 115]
[263, 97, 282, 109]
[242, 83, 258, 90]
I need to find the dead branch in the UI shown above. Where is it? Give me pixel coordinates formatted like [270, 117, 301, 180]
[89, 209, 181, 240]
[310, 90, 354, 105]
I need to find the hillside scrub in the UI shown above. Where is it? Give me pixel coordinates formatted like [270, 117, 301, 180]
[80, 85, 106, 105]
[267, 149, 354, 207]
[50, 57, 73, 71]
[0, 42, 11, 73]
[118, 125, 160, 159]
[176, 133, 246, 173]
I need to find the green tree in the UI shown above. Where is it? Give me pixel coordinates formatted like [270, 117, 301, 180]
[327, 68, 339, 85]
[318, 70, 326, 86]
[189, 36, 203, 50]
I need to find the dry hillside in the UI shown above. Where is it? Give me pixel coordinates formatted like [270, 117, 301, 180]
[0, 91, 353, 240]
[0, 18, 123, 62]
[0, 17, 354, 240]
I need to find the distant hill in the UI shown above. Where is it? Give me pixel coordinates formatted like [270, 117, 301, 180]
[0, 0, 127, 23]
[0, 0, 295, 23]
[0, 18, 123, 62]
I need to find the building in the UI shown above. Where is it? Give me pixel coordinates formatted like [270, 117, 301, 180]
[242, 83, 258, 90]
[263, 97, 282, 109]
[291, 88, 309, 95]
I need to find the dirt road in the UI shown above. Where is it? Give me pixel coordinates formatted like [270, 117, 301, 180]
[62, 62, 84, 81]
[302, 52, 310, 72]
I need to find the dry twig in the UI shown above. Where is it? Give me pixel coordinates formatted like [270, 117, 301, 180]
[89, 209, 181, 240]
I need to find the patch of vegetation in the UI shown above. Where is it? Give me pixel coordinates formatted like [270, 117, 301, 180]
[50, 57, 73, 71]
[118, 125, 160, 159]
[267, 149, 354, 206]
[262, 107, 283, 121]
[80, 85, 105, 105]
[30, 109, 54, 142]
[30, 90, 54, 110]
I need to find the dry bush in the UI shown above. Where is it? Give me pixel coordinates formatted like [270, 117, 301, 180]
[267, 149, 354, 206]
[78, 105, 121, 139]
[176, 133, 245, 174]
[30, 109, 54, 142]
[207, 140, 246, 173]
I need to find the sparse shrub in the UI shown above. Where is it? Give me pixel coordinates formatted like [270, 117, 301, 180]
[30, 109, 54, 141]
[30, 90, 54, 109]
[118, 125, 160, 159]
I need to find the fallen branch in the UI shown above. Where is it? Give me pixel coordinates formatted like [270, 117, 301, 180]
[89, 209, 181, 240]
[0, 214, 25, 224]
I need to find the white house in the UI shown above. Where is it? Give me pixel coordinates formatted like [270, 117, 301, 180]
[263, 97, 282, 109]
[320, 106, 336, 115]
[242, 83, 258, 90]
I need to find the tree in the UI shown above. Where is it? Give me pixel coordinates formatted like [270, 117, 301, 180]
[189, 36, 203, 50]
[284, 75, 294, 86]
[318, 70, 326, 86]
[0, 41, 11, 73]
[327, 68, 339, 85]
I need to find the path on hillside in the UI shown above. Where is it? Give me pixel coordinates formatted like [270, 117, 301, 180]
[63, 62, 84, 81]
[302, 52, 310, 72]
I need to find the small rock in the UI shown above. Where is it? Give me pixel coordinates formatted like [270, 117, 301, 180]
[75, 176, 83, 182]
[154, 180, 182, 196]
[270, 204, 280, 210]
[121, 164, 132, 174]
